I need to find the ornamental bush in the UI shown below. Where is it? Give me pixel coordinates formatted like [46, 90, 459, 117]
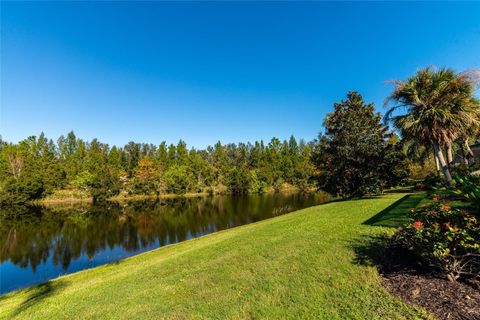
[422, 173, 442, 190]
[394, 198, 480, 281]
[450, 173, 480, 211]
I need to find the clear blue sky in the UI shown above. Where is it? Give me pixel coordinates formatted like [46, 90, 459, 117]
[1, 2, 479, 148]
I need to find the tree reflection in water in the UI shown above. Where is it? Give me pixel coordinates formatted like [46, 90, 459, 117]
[0, 193, 330, 293]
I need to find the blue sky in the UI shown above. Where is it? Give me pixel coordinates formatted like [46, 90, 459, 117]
[1, 2, 479, 148]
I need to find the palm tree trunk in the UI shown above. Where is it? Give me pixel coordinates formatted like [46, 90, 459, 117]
[446, 143, 454, 164]
[463, 153, 469, 165]
[434, 150, 441, 175]
[464, 138, 474, 158]
[433, 142, 452, 184]
[461, 140, 469, 165]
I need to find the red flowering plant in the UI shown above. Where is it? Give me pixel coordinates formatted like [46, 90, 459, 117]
[394, 200, 480, 281]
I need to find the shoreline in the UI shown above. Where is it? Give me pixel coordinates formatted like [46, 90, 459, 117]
[33, 188, 314, 206]
[32, 192, 213, 206]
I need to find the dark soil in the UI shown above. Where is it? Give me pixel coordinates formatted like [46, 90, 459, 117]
[378, 245, 480, 320]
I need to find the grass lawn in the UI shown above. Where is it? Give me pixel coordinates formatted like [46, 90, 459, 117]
[0, 193, 432, 319]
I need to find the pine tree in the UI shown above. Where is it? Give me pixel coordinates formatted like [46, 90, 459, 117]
[314, 92, 408, 198]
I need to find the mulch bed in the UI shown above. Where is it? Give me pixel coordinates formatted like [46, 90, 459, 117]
[377, 246, 480, 320]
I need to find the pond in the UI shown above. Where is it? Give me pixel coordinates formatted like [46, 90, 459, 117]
[0, 192, 330, 294]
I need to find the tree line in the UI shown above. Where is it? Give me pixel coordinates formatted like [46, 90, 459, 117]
[1, 66, 478, 205]
[0, 132, 317, 203]
[0, 92, 410, 204]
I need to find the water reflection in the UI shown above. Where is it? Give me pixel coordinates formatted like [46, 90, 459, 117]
[0, 193, 330, 294]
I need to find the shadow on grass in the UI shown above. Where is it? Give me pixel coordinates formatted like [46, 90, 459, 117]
[383, 186, 415, 193]
[316, 188, 422, 207]
[350, 235, 388, 267]
[10, 280, 67, 317]
[363, 194, 425, 228]
[350, 234, 423, 274]
[5, 259, 126, 316]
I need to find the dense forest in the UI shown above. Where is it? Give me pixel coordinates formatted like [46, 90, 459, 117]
[0, 91, 416, 204]
[0, 132, 317, 203]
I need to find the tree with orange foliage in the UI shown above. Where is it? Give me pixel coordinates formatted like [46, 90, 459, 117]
[133, 156, 164, 196]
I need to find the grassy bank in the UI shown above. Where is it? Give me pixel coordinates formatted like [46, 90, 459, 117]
[33, 190, 208, 205]
[109, 192, 211, 202]
[0, 193, 431, 319]
[34, 183, 310, 206]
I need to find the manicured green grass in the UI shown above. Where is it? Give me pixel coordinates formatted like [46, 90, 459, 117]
[363, 193, 427, 228]
[0, 193, 431, 319]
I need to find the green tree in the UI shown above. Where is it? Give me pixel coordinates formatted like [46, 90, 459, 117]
[85, 139, 120, 203]
[57, 131, 80, 183]
[225, 166, 251, 194]
[124, 141, 141, 177]
[261, 138, 284, 192]
[385, 67, 480, 183]
[292, 141, 315, 192]
[210, 141, 228, 186]
[188, 149, 214, 192]
[155, 141, 169, 168]
[314, 92, 408, 198]
[164, 165, 193, 195]
[0, 134, 63, 203]
[176, 140, 189, 166]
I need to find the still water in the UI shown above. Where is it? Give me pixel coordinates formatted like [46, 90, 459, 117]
[0, 193, 330, 294]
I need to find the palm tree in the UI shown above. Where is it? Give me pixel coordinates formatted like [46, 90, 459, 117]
[459, 121, 480, 164]
[384, 67, 480, 184]
[402, 140, 440, 175]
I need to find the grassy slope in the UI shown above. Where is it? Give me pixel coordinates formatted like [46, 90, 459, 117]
[0, 193, 430, 319]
